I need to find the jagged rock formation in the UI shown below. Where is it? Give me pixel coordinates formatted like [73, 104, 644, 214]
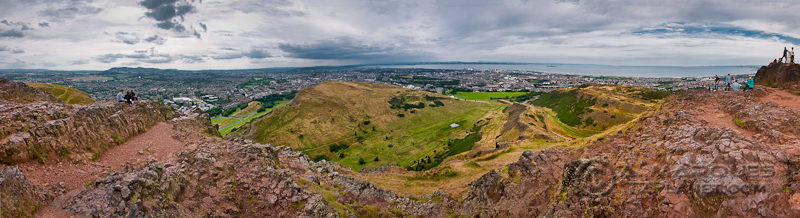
[453, 89, 800, 217]
[0, 79, 62, 104]
[0, 100, 175, 164]
[0, 80, 175, 164]
[0, 166, 54, 217]
[62, 140, 449, 217]
[755, 63, 800, 93]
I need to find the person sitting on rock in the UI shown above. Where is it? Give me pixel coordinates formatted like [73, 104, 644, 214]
[116, 90, 126, 103]
[731, 78, 741, 91]
[124, 91, 132, 104]
[130, 90, 138, 103]
[745, 76, 754, 91]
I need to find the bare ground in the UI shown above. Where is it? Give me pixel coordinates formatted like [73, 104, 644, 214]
[760, 87, 800, 110]
[23, 122, 187, 217]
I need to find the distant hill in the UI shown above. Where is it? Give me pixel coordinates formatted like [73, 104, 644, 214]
[26, 83, 95, 105]
[241, 81, 501, 170]
[755, 63, 800, 94]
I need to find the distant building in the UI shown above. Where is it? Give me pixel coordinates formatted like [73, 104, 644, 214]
[172, 97, 194, 103]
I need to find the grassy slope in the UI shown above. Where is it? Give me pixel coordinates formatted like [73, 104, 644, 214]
[219, 102, 286, 136]
[230, 101, 262, 117]
[532, 84, 661, 134]
[453, 92, 527, 100]
[245, 81, 500, 171]
[26, 83, 95, 105]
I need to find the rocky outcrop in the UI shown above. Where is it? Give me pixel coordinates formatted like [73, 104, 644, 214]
[755, 63, 800, 93]
[455, 89, 800, 217]
[0, 79, 62, 104]
[62, 139, 448, 217]
[0, 166, 53, 217]
[0, 99, 175, 164]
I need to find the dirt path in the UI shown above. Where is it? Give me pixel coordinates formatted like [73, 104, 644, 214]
[760, 87, 800, 110]
[21, 122, 186, 217]
[696, 104, 755, 140]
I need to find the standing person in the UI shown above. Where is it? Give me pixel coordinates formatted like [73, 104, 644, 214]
[116, 90, 126, 103]
[783, 47, 789, 62]
[791, 47, 795, 64]
[747, 76, 754, 91]
[731, 78, 740, 91]
[725, 74, 732, 90]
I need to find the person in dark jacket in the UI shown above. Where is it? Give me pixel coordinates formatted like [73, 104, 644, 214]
[130, 90, 138, 102]
[124, 91, 132, 104]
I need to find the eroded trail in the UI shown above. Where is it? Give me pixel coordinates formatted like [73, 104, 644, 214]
[760, 87, 800, 110]
[23, 122, 187, 217]
[696, 103, 755, 140]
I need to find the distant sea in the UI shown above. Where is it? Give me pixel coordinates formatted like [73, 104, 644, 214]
[373, 63, 760, 78]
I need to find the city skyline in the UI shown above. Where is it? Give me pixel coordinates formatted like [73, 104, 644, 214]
[1, 0, 799, 70]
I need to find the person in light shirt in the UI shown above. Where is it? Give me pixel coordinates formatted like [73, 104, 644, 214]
[116, 90, 126, 103]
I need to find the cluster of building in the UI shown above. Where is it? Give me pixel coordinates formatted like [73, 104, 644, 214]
[1, 67, 751, 112]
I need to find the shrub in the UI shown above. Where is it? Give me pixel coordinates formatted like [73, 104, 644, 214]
[329, 143, 350, 153]
[734, 118, 745, 128]
[374, 157, 380, 162]
[313, 155, 328, 162]
[358, 157, 366, 165]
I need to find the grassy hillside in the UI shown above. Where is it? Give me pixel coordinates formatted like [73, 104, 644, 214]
[453, 92, 528, 100]
[26, 83, 95, 105]
[532, 84, 668, 135]
[219, 101, 286, 136]
[244, 81, 501, 171]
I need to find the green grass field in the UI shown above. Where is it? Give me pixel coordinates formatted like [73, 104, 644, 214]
[453, 92, 528, 100]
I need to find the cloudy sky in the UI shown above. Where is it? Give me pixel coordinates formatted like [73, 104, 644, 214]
[0, 0, 798, 70]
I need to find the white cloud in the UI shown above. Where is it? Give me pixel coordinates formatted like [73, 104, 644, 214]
[0, 0, 798, 70]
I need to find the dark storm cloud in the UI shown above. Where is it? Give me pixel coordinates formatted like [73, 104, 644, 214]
[243, 48, 270, 59]
[95, 51, 206, 64]
[140, 0, 197, 32]
[211, 48, 271, 60]
[279, 38, 423, 62]
[199, 22, 207, 32]
[633, 23, 800, 45]
[38, 22, 49, 28]
[0, 19, 33, 37]
[143, 35, 167, 45]
[0, 29, 24, 38]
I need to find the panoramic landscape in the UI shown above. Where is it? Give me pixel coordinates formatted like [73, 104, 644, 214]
[2, 0, 800, 217]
